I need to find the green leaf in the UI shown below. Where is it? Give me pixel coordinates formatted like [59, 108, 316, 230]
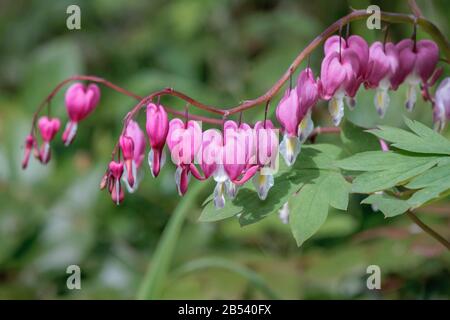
[289, 171, 350, 246]
[350, 157, 441, 193]
[368, 118, 450, 155]
[336, 151, 438, 172]
[337, 151, 442, 193]
[340, 119, 380, 155]
[406, 163, 450, 189]
[406, 182, 450, 209]
[361, 193, 410, 217]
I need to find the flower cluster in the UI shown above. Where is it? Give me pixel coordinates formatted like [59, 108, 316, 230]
[22, 32, 449, 210]
[105, 111, 279, 209]
[22, 83, 101, 169]
[276, 35, 446, 165]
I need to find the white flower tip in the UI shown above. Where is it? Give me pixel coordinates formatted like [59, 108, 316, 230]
[278, 202, 290, 224]
[225, 180, 238, 199]
[213, 182, 226, 209]
[252, 172, 274, 200]
[329, 97, 344, 127]
[279, 135, 300, 167]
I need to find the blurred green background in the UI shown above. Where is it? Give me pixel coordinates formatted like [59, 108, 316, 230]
[0, 0, 449, 299]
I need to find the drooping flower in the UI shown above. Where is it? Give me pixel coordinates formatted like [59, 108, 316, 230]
[37, 116, 61, 164]
[390, 39, 439, 111]
[320, 38, 362, 126]
[365, 42, 399, 117]
[323, 35, 369, 109]
[198, 129, 226, 208]
[166, 118, 202, 196]
[21, 134, 37, 169]
[277, 68, 319, 166]
[433, 77, 450, 131]
[223, 121, 256, 196]
[62, 83, 100, 146]
[146, 103, 169, 177]
[108, 160, 124, 205]
[252, 120, 279, 200]
[276, 88, 301, 166]
[120, 120, 146, 192]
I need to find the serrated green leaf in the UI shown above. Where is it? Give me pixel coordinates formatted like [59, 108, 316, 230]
[289, 171, 350, 246]
[407, 183, 450, 209]
[336, 151, 440, 172]
[406, 163, 450, 189]
[351, 157, 440, 193]
[368, 118, 450, 155]
[361, 193, 410, 217]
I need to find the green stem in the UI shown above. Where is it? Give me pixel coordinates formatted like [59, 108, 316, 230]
[136, 181, 210, 299]
[172, 257, 280, 299]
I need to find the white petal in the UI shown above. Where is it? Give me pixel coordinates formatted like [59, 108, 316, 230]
[213, 182, 226, 209]
[328, 95, 344, 126]
[64, 121, 78, 146]
[41, 142, 50, 163]
[225, 179, 238, 199]
[252, 171, 274, 200]
[122, 160, 138, 193]
[160, 148, 166, 170]
[148, 148, 167, 178]
[279, 134, 301, 167]
[278, 202, 290, 224]
[405, 83, 417, 112]
[115, 179, 121, 206]
[298, 110, 314, 143]
[213, 164, 228, 183]
[174, 166, 183, 196]
[374, 87, 390, 118]
[148, 149, 155, 177]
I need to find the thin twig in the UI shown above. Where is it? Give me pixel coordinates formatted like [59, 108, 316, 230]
[406, 211, 450, 250]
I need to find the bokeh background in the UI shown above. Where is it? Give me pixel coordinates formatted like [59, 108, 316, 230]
[0, 0, 449, 299]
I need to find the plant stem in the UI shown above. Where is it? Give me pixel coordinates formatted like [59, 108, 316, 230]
[136, 180, 210, 299]
[406, 211, 450, 250]
[31, 7, 450, 134]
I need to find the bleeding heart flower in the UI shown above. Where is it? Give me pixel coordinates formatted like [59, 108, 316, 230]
[167, 118, 202, 195]
[276, 88, 301, 139]
[21, 134, 37, 169]
[320, 50, 360, 125]
[324, 35, 368, 108]
[62, 83, 100, 146]
[390, 39, 439, 111]
[146, 103, 169, 177]
[120, 120, 146, 192]
[433, 77, 450, 131]
[108, 161, 124, 205]
[37, 116, 61, 164]
[277, 68, 319, 166]
[252, 120, 279, 200]
[365, 42, 399, 117]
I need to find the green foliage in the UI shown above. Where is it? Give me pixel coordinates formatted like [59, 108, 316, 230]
[289, 169, 350, 246]
[338, 119, 450, 218]
[368, 118, 450, 155]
